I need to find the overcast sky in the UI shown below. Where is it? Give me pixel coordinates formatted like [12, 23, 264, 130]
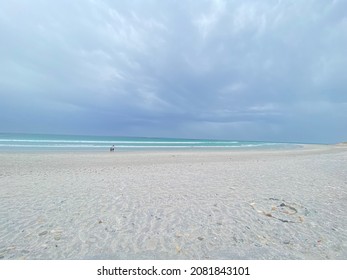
[1, 0, 346, 143]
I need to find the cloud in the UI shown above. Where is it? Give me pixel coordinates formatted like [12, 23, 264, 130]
[193, 0, 226, 39]
[0, 0, 346, 142]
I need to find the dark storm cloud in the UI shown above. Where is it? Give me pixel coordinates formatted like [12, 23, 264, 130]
[0, 0, 346, 142]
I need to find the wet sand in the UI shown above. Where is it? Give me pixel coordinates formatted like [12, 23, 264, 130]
[0, 145, 346, 259]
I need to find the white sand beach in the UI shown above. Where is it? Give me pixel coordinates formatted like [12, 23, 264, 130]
[0, 145, 346, 260]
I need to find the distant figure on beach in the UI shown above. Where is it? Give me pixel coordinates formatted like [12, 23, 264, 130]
[110, 145, 115, 152]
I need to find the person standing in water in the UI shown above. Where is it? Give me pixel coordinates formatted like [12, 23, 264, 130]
[110, 145, 115, 152]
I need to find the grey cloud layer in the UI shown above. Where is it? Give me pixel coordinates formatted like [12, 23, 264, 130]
[1, 0, 346, 142]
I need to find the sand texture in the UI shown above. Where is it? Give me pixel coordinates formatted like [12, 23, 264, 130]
[0, 145, 346, 259]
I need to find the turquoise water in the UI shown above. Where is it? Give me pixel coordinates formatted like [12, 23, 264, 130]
[0, 133, 297, 151]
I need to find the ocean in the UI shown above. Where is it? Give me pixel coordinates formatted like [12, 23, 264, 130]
[0, 133, 298, 152]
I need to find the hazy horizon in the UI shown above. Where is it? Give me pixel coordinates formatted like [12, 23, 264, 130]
[0, 130, 330, 145]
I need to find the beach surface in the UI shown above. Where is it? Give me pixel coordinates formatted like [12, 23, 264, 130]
[0, 145, 346, 260]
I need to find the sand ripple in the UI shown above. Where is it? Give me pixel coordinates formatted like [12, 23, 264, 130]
[0, 147, 346, 259]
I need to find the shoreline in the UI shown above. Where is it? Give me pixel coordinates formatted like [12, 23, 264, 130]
[0, 132, 324, 153]
[0, 142, 334, 153]
[0, 144, 346, 260]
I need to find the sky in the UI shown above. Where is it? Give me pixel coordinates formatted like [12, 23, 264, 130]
[0, 0, 346, 143]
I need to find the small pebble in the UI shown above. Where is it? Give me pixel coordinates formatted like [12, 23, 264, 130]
[198, 237, 204, 241]
[175, 245, 181, 253]
[51, 229, 63, 241]
[39, 231, 48, 236]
